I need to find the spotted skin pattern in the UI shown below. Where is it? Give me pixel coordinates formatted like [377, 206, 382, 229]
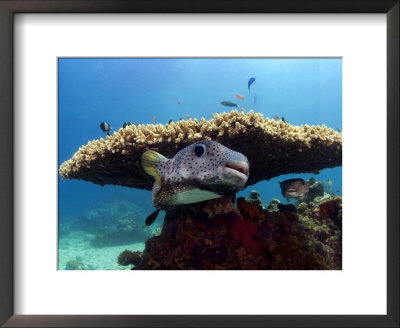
[149, 140, 249, 208]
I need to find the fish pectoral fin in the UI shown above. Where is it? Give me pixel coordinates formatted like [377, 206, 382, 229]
[141, 150, 167, 187]
[145, 208, 161, 226]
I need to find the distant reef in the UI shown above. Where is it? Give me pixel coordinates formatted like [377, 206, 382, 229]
[62, 199, 151, 248]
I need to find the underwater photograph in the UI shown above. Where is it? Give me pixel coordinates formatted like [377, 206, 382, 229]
[58, 58, 342, 270]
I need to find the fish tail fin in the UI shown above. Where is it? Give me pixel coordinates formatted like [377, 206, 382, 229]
[141, 150, 167, 187]
[145, 208, 161, 226]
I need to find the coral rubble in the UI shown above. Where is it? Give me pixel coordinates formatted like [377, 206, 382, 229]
[117, 250, 143, 266]
[125, 196, 342, 270]
[59, 110, 342, 189]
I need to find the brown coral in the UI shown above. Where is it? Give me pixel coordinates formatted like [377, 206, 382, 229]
[318, 197, 342, 229]
[59, 110, 342, 189]
[129, 197, 342, 270]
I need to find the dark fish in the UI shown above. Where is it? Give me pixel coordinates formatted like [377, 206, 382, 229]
[248, 77, 256, 91]
[282, 117, 285, 122]
[279, 178, 310, 202]
[100, 122, 112, 136]
[221, 101, 238, 107]
[122, 122, 136, 129]
[145, 208, 161, 226]
[168, 120, 173, 124]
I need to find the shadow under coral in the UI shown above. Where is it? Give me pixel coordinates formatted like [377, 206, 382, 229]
[118, 196, 342, 270]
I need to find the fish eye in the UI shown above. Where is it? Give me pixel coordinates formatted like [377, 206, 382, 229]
[194, 144, 206, 157]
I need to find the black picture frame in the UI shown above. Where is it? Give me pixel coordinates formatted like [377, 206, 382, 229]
[0, 1, 398, 327]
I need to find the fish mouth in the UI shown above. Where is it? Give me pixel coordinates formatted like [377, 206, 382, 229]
[224, 161, 249, 179]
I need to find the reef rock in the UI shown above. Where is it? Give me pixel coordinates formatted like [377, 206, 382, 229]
[308, 178, 325, 201]
[125, 197, 342, 270]
[245, 190, 265, 209]
[266, 198, 281, 213]
[59, 110, 342, 189]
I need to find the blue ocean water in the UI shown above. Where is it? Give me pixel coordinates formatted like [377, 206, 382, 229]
[58, 58, 342, 269]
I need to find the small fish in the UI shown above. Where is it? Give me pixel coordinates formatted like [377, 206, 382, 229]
[240, 106, 246, 112]
[141, 140, 249, 225]
[185, 113, 191, 119]
[177, 100, 181, 105]
[279, 178, 310, 202]
[274, 115, 280, 120]
[327, 178, 333, 185]
[122, 121, 135, 129]
[168, 120, 173, 124]
[100, 122, 112, 136]
[248, 77, 256, 91]
[234, 94, 245, 101]
[152, 115, 156, 122]
[282, 117, 285, 122]
[335, 127, 342, 133]
[145, 209, 161, 226]
[221, 101, 238, 107]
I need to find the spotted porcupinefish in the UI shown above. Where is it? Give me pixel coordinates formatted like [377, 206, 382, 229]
[279, 178, 310, 202]
[141, 140, 249, 225]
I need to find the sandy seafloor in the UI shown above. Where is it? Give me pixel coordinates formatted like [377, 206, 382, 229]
[58, 231, 145, 270]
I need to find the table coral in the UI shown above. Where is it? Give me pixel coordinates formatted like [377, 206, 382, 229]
[59, 110, 342, 189]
